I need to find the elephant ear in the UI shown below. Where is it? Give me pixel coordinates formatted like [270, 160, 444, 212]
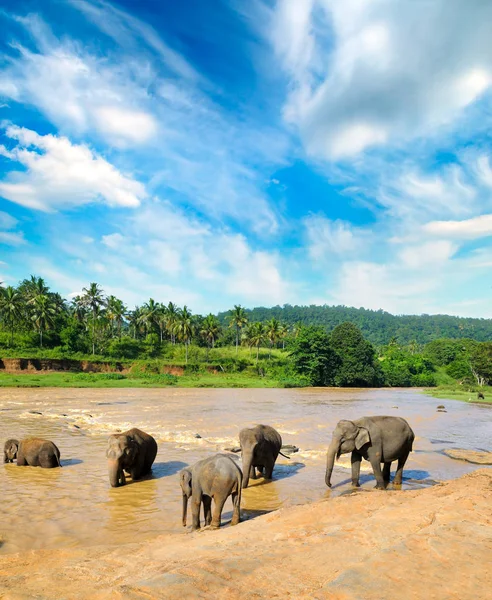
[355, 427, 370, 450]
[8, 441, 18, 458]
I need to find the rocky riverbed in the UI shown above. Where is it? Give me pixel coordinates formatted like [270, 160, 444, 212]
[1, 469, 490, 599]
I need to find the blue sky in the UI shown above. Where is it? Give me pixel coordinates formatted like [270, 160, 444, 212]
[1, 0, 492, 317]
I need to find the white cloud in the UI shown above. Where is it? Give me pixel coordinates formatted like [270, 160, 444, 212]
[94, 106, 157, 144]
[398, 240, 457, 269]
[0, 13, 157, 146]
[102, 233, 126, 249]
[269, 0, 492, 159]
[0, 126, 146, 211]
[423, 214, 492, 240]
[304, 215, 368, 259]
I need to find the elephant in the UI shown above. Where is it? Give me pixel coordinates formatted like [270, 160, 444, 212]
[4, 438, 61, 468]
[180, 453, 242, 530]
[239, 424, 288, 488]
[325, 416, 415, 490]
[106, 428, 157, 487]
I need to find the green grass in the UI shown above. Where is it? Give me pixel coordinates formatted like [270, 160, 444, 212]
[424, 386, 492, 404]
[0, 371, 283, 389]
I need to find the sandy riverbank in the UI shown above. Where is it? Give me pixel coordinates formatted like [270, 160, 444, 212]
[1, 468, 490, 599]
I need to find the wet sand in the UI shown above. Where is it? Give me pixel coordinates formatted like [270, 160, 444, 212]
[0, 469, 490, 599]
[1, 388, 490, 556]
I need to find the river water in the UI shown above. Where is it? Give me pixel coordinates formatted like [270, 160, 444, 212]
[0, 387, 490, 555]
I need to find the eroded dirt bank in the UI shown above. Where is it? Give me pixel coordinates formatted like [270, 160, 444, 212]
[1, 469, 491, 600]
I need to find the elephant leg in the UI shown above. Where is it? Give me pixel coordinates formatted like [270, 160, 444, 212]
[211, 494, 228, 529]
[250, 465, 257, 480]
[394, 451, 410, 486]
[202, 496, 212, 526]
[383, 462, 391, 484]
[257, 465, 265, 474]
[191, 494, 201, 531]
[16, 452, 27, 466]
[263, 457, 275, 479]
[231, 491, 240, 526]
[351, 452, 361, 487]
[369, 458, 386, 489]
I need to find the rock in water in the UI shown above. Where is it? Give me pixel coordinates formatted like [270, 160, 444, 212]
[443, 448, 492, 465]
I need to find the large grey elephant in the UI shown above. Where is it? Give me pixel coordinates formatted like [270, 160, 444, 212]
[4, 437, 61, 468]
[106, 428, 157, 487]
[239, 424, 287, 488]
[325, 416, 415, 489]
[180, 454, 242, 530]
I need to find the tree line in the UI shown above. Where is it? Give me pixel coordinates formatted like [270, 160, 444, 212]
[219, 304, 492, 345]
[0, 278, 291, 363]
[2, 275, 492, 388]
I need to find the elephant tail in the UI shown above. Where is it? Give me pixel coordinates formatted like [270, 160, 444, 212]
[279, 451, 291, 459]
[55, 453, 62, 467]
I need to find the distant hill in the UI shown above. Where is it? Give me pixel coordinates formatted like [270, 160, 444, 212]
[218, 304, 492, 345]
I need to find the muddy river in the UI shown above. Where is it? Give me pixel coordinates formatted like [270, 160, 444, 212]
[0, 388, 490, 555]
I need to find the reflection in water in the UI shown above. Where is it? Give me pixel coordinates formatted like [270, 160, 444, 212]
[0, 387, 490, 554]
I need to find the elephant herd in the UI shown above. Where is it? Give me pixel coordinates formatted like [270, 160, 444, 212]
[3, 416, 415, 531]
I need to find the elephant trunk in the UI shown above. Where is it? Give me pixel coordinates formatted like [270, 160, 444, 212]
[325, 441, 339, 488]
[182, 494, 188, 527]
[241, 450, 253, 489]
[108, 460, 121, 488]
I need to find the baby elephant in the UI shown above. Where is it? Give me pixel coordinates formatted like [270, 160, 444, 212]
[180, 454, 242, 531]
[106, 428, 157, 487]
[4, 438, 61, 468]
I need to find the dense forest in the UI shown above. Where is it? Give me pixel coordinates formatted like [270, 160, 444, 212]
[217, 305, 492, 345]
[1, 275, 492, 389]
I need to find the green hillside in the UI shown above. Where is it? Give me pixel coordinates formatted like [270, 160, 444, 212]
[218, 305, 492, 345]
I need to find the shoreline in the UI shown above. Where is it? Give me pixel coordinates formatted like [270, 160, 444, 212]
[1, 371, 491, 405]
[1, 469, 490, 599]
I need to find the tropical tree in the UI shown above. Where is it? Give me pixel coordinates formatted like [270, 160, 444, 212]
[265, 317, 281, 358]
[279, 323, 289, 350]
[229, 305, 248, 354]
[139, 298, 160, 336]
[201, 314, 221, 359]
[30, 294, 57, 347]
[0, 286, 23, 346]
[156, 303, 167, 343]
[106, 296, 126, 339]
[166, 302, 180, 344]
[19, 275, 49, 301]
[174, 306, 194, 363]
[82, 283, 105, 354]
[248, 322, 266, 362]
[128, 307, 143, 339]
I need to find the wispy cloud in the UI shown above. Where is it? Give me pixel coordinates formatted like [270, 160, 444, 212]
[269, 0, 492, 159]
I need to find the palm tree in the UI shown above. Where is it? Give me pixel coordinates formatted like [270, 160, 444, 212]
[107, 296, 126, 339]
[166, 302, 180, 344]
[157, 303, 167, 343]
[228, 305, 248, 354]
[19, 275, 49, 301]
[0, 286, 23, 346]
[30, 294, 57, 347]
[128, 307, 143, 339]
[174, 306, 194, 364]
[248, 322, 266, 363]
[279, 323, 289, 350]
[201, 314, 221, 360]
[71, 295, 87, 324]
[266, 318, 281, 359]
[82, 283, 105, 354]
[139, 298, 160, 336]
